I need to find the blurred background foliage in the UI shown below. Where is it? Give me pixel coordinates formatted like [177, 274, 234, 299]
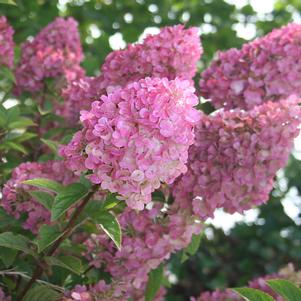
[1, 0, 301, 300]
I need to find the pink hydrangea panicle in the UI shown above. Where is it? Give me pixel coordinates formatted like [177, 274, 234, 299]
[172, 96, 301, 220]
[0, 16, 14, 68]
[100, 25, 202, 89]
[15, 17, 84, 93]
[60, 77, 201, 210]
[64, 280, 166, 301]
[82, 201, 201, 300]
[1, 161, 77, 233]
[200, 23, 301, 110]
[57, 76, 103, 125]
[59, 25, 202, 125]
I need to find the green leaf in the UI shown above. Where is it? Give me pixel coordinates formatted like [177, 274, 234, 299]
[0, 103, 7, 126]
[0, 66, 16, 80]
[23, 284, 61, 301]
[9, 132, 37, 143]
[181, 233, 203, 263]
[8, 117, 36, 129]
[102, 193, 120, 210]
[41, 138, 58, 153]
[0, 0, 17, 6]
[45, 256, 83, 275]
[51, 183, 89, 221]
[29, 191, 54, 210]
[0, 232, 32, 255]
[79, 175, 92, 189]
[7, 106, 20, 123]
[35, 225, 64, 253]
[0, 247, 17, 267]
[0, 141, 28, 154]
[0, 208, 22, 229]
[22, 178, 63, 193]
[145, 264, 164, 301]
[94, 211, 122, 249]
[267, 279, 301, 301]
[233, 287, 275, 301]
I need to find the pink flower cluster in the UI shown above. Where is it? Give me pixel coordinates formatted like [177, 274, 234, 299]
[15, 17, 84, 93]
[100, 25, 202, 89]
[172, 96, 301, 219]
[0, 16, 14, 68]
[60, 25, 202, 124]
[1, 161, 77, 233]
[60, 77, 200, 210]
[64, 280, 166, 301]
[65, 196, 201, 300]
[200, 23, 301, 110]
[57, 76, 102, 125]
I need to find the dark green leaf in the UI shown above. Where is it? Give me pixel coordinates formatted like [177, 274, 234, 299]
[23, 284, 61, 301]
[267, 279, 301, 301]
[0, 232, 33, 255]
[41, 138, 58, 153]
[35, 225, 64, 253]
[0, 66, 16, 79]
[51, 183, 89, 221]
[45, 256, 83, 275]
[145, 264, 164, 301]
[22, 178, 63, 193]
[0, 141, 28, 154]
[0, 247, 17, 267]
[94, 211, 122, 249]
[233, 287, 275, 301]
[102, 193, 120, 210]
[0, 103, 7, 126]
[8, 117, 36, 129]
[29, 191, 54, 210]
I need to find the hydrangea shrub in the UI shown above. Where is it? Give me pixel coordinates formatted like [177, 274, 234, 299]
[0, 15, 300, 301]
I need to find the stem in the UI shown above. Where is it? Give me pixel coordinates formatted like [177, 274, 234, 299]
[16, 185, 98, 301]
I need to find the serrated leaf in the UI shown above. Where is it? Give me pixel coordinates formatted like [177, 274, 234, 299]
[94, 211, 122, 249]
[41, 138, 58, 153]
[267, 279, 301, 301]
[0, 232, 33, 255]
[233, 287, 275, 301]
[51, 183, 89, 221]
[145, 264, 164, 301]
[23, 284, 61, 301]
[0, 247, 17, 267]
[22, 178, 63, 193]
[8, 117, 36, 129]
[29, 191, 54, 210]
[45, 256, 83, 275]
[36, 225, 64, 253]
